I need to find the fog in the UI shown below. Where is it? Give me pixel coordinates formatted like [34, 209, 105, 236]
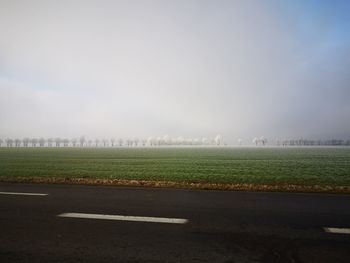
[1, 0, 349, 143]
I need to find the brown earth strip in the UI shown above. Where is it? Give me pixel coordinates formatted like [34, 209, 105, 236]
[0, 176, 349, 194]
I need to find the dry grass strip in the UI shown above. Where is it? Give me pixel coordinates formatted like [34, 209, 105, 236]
[0, 176, 349, 194]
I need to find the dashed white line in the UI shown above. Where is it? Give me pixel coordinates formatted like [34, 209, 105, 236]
[324, 227, 350, 234]
[58, 212, 188, 224]
[0, 191, 48, 196]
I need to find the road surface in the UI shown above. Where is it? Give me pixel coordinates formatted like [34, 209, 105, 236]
[0, 182, 349, 262]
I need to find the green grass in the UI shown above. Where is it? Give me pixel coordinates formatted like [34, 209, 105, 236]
[0, 147, 350, 186]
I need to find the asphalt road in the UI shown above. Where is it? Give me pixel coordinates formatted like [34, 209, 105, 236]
[0, 183, 349, 263]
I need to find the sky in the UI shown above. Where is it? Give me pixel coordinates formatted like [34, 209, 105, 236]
[0, 0, 349, 143]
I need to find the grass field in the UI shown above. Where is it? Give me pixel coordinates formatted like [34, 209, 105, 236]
[0, 147, 349, 187]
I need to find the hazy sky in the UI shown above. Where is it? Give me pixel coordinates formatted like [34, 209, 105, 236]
[1, 0, 349, 142]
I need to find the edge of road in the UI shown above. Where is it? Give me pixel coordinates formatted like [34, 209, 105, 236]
[0, 176, 349, 194]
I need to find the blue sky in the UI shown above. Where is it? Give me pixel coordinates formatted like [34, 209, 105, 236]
[0, 0, 349, 142]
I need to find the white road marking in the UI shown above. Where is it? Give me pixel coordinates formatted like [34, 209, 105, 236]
[324, 227, 350, 234]
[0, 191, 48, 196]
[58, 212, 188, 224]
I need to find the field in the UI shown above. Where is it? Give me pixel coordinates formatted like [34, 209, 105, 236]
[0, 147, 350, 188]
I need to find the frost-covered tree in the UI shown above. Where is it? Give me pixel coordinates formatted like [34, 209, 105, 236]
[201, 137, 209, 145]
[215, 134, 223, 146]
[6, 138, 13, 147]
[126, 139, 132, 147]
[176, 136, 184, 145]
[39, 138, 46, 147]
[79, 136, 86, 147]
[31, 138, 38, 147]
[23, 138, 30, 147]
[147, 137, 154, 146]
[55, 138, 61, 147]
[71, 138, 77, 147]
[162, 135, 170, 145]
[193, 138, 200, 145]
[15, 138, 21, 147]
[260, 136, 267, 146]
[63, 138, 69, 147]
[276, 139, 281, 146]
[134, 138, 139, 147]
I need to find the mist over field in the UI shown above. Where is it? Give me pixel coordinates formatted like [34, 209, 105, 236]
[1, 0, 350, 143]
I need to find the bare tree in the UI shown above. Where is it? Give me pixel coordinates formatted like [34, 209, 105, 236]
[176, 136, 185, 145]
[201, 137, 209, 145]
[215, 134, 223, 146]
[276, 139, 281, 146]
[31, 138, 38, 147]
[118, 138, 123, 146]
[147, 137, 154, 146]
[48, 138, 53, 147]
[102, 138, 108, 147]
[79, 136, 86, 147]
[162, 135, 170, 145]
[15, 138, 21, 147]
[39, 138, 46, 147]
[71, 138, 77, 147]
[186, 138, 193, 145]
[6, 138, 13, 147]
[260, 136, 267, 146]
[23, 138, 30, 147]
[110, 138, 115, 147]
[88, 139, 92, 147]
[63, 138, 69, 147]
[141, 139, 147, 146]
[134, 138, 139, 147]
[193, 138, 200, 145]
[126, 139, 132, 147]
[55, 138, 61, 147]
[94, 138, 100, 147]
[0, 138, 3, 147]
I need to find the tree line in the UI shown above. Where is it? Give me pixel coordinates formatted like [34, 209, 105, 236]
[1, 136, 349, 147]
[0, 135, 225, 147]
[276, 139, 350, 146]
